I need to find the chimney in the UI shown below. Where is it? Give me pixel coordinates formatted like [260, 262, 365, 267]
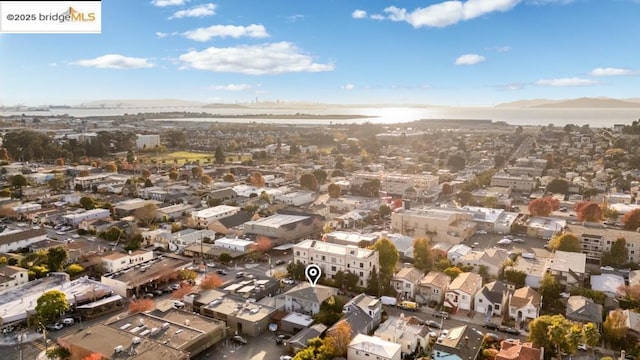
[403, 199, 411, 210]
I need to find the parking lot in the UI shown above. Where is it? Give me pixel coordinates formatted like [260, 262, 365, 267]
[193, 330, 289, 360]
[463, 232, 554, 260]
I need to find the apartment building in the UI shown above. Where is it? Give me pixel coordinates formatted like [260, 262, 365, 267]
[294, 239, 379, 288]
[351, 172, 439, 196]
[191, 205, 240, 228]
[570, 224, 640, 264]
[136, 134, 161, 149]
[390, 208, 475, 244]
[490, 174, 536, 192]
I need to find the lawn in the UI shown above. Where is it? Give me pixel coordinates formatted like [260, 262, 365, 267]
[143, 151, 252, 165]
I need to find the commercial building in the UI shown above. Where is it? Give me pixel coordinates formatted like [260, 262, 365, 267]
[199, 296, 275, 336]
[490, 174, 536, 192]
[191, 205, 240, 228]
[294, 239, 379, 288]
[243, 214, 315, 244]
[390, 207, 475, 244]
[62, 208, 111, 226]
[136, 134, 161, 149]
[272, 190, 316, 206]
[0, 228, 48, 253]
[213, 237, 255, 253]
[102, 250, 154, 273]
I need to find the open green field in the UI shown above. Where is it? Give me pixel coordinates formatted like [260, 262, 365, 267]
[142, 151, 251, 165]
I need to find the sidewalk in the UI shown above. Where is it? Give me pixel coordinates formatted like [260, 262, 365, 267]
[0, 331, 43, 346]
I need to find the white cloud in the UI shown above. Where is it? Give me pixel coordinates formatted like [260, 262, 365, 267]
[528, 0, 574, 5]
[179, 42, 334, 75]
[169, 3, 216, 19]
[156, 32, 169, 38]
[151, 0, 188, 7]
[589, 67, 636, 77]
[455, 53, 486, 65]
[535, 77, 598, 87]
[72, 54, 154, 69]
[383, 0, 520, 28]
[352, 9, 367, 19]
[342, 83, 355, 90]
[287, 14, 305, 22]
[493, 83, 525, 91]
[486, 45, 511, 52]
[182, 24, 269, 42]
[370, 14, 386, 20]
[49, 62, 58, 67]
[210, 83, 252, 91]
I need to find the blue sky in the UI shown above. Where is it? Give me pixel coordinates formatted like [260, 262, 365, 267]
[1, 0, 639, 106]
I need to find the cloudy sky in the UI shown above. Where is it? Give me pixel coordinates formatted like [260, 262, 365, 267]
[1, 0, 639, 106]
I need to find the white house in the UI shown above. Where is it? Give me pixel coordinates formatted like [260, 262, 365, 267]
[374, 314, 429, 357]
[0, 266, 29, 292]
[213, 237, 254, 253]
[191, 205, 240, 228]
[272, 190, 316, 206]
[62, 208, 111, 226]
[458, 248, 509, 277]
[0, 229, 48, 253]
[102, 249, 154, 273]
[447, 244, 472, 264]
[474, 281, 509, 318]
[508, 286, 541, 324]
[444, 272, 483, 312]
[392, 267, 424, 300]
[348, 333, 401, 360]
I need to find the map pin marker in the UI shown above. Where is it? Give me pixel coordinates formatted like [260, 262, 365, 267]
[305, 264, 321, 287]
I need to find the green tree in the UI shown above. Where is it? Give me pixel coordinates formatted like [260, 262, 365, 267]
[502, 269, 527, 288]
[539, 272, 562, 311]
[413, 237, 432, 271]
[36, 290, 69, 323]
[344, 272, 360, 291]
[456, 191, 474, 206]
[528, 315, 578, 356]
[10, 174, 27, 188]
[602, 206, 619, 221]
[65, 263, 84, 276]
[547, 178, 570, 195]
[300, 173, 319, 191]
[48, 176, 66, 191]
[582, 322, 601, 348]
[219, 253, 232, 264]
[379, 204, 391, 218]
[444, 266, 463, 280]
[483, 196, 498, 209]
[549, 233, 581, 252]
[79, 196, 95, 210]
[312, 169, 328, 185]
[328, 183, 341, 198]
[214, 146, 225, 164]
[365, 268, 381, 296]
[47, 246, 68, 272]
[372, 238, 399, 274]
[601, 237, 628, 267]
[177, 269, 197, 282]
[287, 261, 306, 281]
[313, 295, 345, 326]
[447, 155, 466, 172]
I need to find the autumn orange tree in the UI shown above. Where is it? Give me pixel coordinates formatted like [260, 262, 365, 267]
[82, 353, 103, 360]
[528, 198, 553, 216]
[576, 202, 603, 222]
[128, 299, 154, 314]
[171, 284, 194, 299]
[325, 321, 352, 357]
[623, 209, 640, 231]
[252, 237, 272, 254]
[200, 274, 223, 290]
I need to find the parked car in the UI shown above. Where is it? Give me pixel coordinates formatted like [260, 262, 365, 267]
[275, 259, 286, 266]
[216, 269, 228, 275]
[206, 262, 216, 268]
[170, 283, 181, 290]
[143, 293, 154, 299]
[513, 238, 525, 243]
[433, 311, 449, 319]
[153, 289, 164, 296]
[173, 301, 185, 309]
[484, 333, 501, 342]
[46, 323, 64, 331]
[500, 326, 521, 335]
[483, 322, 500, 330]
[62, 318, 75, 326]
[282, 278, 295, 284]
[577, 344, 589, 351]
[471, 242, 479, 248]
[476, 230, 487, 235]
[280, 356, 293, 360]
[235, 272, 245, 279]
[426, 320, 441, 329]
[275, 334, 291, 344]
[231, 335, 248, 345]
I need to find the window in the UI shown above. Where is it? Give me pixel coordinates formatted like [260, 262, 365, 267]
[331, 266, 336, 271]
[360, 262, 364, 268]
[360, 272, 364, 277]
[331, 257, 336, 263]
[495, 305, 500, 310]
[405, 283, 411, 288]
[322, 256, 326, 261]
[296, 251, 300, 256]
[478, 299, 483, 303]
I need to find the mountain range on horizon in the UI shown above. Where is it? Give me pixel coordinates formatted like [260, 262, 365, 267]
[495, 97, 640, 108]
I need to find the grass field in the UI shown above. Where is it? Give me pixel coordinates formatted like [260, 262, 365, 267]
[142, 151, 251, 165]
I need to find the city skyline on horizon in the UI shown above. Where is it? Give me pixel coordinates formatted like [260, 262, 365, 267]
[1, 0, 639, 106]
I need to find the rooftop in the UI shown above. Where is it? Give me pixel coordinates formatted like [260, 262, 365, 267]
[244, 214, 310, 228]
[202, 297, 274, 322]
[349, 333, 401, 358]
[103, 256, 191, 287]
[192, 205, 240, 219]
[295, 239, 376, 259]
[546, 251, 586, 274]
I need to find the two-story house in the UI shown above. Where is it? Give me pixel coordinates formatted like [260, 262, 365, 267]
[392, 267, 424, 300]
[566, 295, 603, 327]
[348, 333, 401, 360]
[284, 283, 337, 315]
[375, 314, 431, 358]
[0, 265, 29, 291]
[444, 272, 483, 313]
[474, 281, 509, 318]
[508, 286, 541, 325]
[432, 325, 484, 360]
[417, 271, 451, 306]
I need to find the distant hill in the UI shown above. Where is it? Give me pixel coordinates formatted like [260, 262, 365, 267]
[202, 103, 248, 109]
[533, 97, 640, 108]
[78, 99, 207, 108]
[496, 97, 640, 108]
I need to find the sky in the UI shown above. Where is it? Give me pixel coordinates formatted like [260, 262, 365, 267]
[1, 0, 639, 106]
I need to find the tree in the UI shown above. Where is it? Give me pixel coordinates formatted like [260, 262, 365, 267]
[603, 309, 628, 348]
[444, 266, 462, 280]
[128, 299, 154, 314]
[200, 274, 223, 290]
[576, 202, 603, 222]
[601, 237, 628, 267]
[252, 237, 272, 254]
[365, 268, 380, 296]
[372, 238, 399, 274]
[623, 209, 640, 231]
[528, 198, 553, 216]
[79, 196, 95, 210]
[325, 321, 352, 358]
[539, 272, 562, 311]
[104, 162, 117, 173]
[36, 290, 69, 323]
[65, 263, 84, 276]
[48, 176, 66, 191]
[169, 170, 178, 180]
[47, 246, 68, 272]
[413, 237, 432, 271]
[249, 171, 265, 187]
[503, 269, 526, 288]
[81, 353, 103, 360]
[144, 178, 153, 187]
[287, 261, 306, 281]
[201, 174, 212, 185]
[547, 178, 569, 195]
[177, 269, 197, 282]
[0, 148, 8, 161]
[141, 169, 151, 179]
[549, 233, 581, 252]
[344, 272, 360, 291]
[483, 196, 498, 209]
[314, 296, 346, 327]
[10, 174, 27, 188]
[300, 173, 319, 191]
[328, 183, 341, 198]
[602, 206, 619, 221]
[219, 253, 232, 264]
[214, 146, 225, 164]
[447, 155, 466, 172]
[456, 191, 474, 206]
[134, 203, 158, 226]
[55, 158, 65, 166]
[171, 284, 194, 299]
[582, 321, 601, 348]
[528, 315, 580, 356]
[312, 169, 328, 185]
[223, 173, 236, 182]
[191, 166, 203, 178]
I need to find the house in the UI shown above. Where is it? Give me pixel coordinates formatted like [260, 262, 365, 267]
[566, 295, 603, 326]
[617, 309, 640, 338]
[459, 248, 509, 277]
[0, 265, 29, 291]
[444, 272, 483, 312]
[495, 339, 543, 360]
[326, 294, 383, 342]
[432, 325, 484, 360]
[507, 257, 547, 288]
[191, 205, 240, 228]
[509, 286, 541, 324]
[62, 209, 111, 226]
[447, 244, 472, 264]
[206, 210, 255, 236]
[348, 333, 402, 360]
[284, 283, 337, 315]
[101, 249, 154, 273]
[374, 314, 431, 358]
[417, 271, 451, 306]
[287, 323, 327, 353]
[475, 281, 509, 318]
[0, 228, 48, 253]
[591, 274, 625, 298]
[392, 267, 424, 300]
[544, 251, 586, 286]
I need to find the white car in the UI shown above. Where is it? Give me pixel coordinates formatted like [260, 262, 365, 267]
[577, 344, 589, 351]
[282, 278, 295, 284]
[476, 230, 487, 235]
[173, 301, 185, 309]
[513, 238, 525, 243]
[71, 234, 80, 239]
[497, 239, 512, 246]
[280, 356, 293, 360]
